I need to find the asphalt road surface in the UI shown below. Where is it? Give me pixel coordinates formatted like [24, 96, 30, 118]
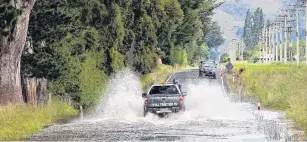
[28, 69, 302, 141]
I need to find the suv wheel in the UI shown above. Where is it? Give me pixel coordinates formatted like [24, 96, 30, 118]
[213, 75, 216, 79]
[143, 109, 148, 117]
[199, 71, 203, 77]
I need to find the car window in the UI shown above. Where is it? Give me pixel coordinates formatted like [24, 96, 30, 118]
[202, 63, 215, 67]
[149, 85, 179, 95]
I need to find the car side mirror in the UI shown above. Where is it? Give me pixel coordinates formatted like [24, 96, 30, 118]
[142, 93, 147, 98]
[182, 92, 187, 96]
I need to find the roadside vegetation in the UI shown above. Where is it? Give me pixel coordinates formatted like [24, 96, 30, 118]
[0, 99, 77, 141]
[227, 63, 307, 132]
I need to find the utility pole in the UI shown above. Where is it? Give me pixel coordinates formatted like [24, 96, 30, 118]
[278, 9, 293, 63]
[269, 25, 273, 63]
[280, 22, 284, 62]
[235, 40, 238, 61]
[240, 40, 243, 61]
[296, 6, 300, 65]
[298, 0, 307, 64]
[289, 4, 304, 65]
[241, 40, 244, 61]
[230, 40, 234, 62]
[305, 0, 307, 65]
[272, 25, 276, 62]
[237, 40, 240, 61]
[261, 28, 265, 63]
[268, 26, 270, 63]
[305, 1, 307, 65]
[275, 16, 285, 62]
[284, 11, 289, 63]
[231, 39, 237, 62]
[265, 27, 268, 63]
[275, 22, 279, 62]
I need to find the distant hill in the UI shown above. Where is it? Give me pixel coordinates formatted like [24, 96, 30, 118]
[214, 0, 306, 53]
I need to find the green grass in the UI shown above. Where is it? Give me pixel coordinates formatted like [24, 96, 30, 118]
[0, 99, 77, 141]
[141, 64, 191, 91]
[228, 63, 307, 132]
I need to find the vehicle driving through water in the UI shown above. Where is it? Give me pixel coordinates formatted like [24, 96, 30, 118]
[199, 60, 218, 79]
[142, 82, 187, 117]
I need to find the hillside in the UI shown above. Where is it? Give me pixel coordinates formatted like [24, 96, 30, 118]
[214, 0, 306, 52]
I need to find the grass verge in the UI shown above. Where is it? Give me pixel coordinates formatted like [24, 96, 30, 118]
[0, 98, 77, 141]
[141, 64, 191, 91]
[226, 63, 307, 132]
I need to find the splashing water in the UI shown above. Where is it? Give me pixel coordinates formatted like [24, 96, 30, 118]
[93, 68, 144, 120]
[182, 79, 255, 121]
[89, 69, 257, 124]
[87, 69, 255, 122]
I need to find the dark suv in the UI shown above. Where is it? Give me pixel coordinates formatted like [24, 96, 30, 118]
[142, 83, 187, 117]
[199, 61, 217, 79]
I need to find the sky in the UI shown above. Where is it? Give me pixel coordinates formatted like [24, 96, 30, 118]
[213, 0, 285, 52]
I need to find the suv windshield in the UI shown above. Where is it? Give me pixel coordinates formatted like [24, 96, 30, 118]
[149, 85, 179, 95]
[202, 63, 215, 68]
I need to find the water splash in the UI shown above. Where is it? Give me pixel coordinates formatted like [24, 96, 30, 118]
[176, 79, 255, 121]
[93, 68, 144, 120]
[88, 70, 256, 123]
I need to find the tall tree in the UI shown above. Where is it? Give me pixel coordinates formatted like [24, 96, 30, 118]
[266, 19, 271, 28]
[205, 21, 225, 48]
[259, 9, 264, 32]
[0, 0, 36, 105]
[243, 9, 253, 50]
[252, 8, 261, 46]
[243, 8, 264, 51]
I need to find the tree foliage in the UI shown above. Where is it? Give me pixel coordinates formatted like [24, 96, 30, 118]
[243, 8, 264, 51]
[21, 0, 224, 106]
[172, 0, 224, 64]
[220, 53, 230, 63]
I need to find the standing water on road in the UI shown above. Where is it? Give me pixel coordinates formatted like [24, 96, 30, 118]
[29, 70, 301, 141]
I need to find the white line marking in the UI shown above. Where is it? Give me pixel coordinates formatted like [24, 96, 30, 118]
[166, 69, 191, 82]
[166, 73, 175, 82]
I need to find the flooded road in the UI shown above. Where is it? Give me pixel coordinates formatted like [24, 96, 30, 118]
[29, 69, 302, 141]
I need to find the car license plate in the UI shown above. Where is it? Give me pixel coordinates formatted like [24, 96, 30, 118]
[160, 108, 170, 112]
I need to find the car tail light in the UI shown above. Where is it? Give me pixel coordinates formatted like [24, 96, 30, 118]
[144, 98, 148, 104]
[179, 96, 183, 110]
[180, 96, 184, 102]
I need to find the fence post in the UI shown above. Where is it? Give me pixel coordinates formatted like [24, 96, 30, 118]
[68, 95, 71, 106]
[80, 105, 83, 120]
[48, 93, 52, 105]
[232, 73, 235, 83]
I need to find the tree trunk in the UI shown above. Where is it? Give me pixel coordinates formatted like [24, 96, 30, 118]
[36, 78, 48, 104]
[21, 77, 47, 105]
[22, 77, 37, 105]
[0, 0, 36, 105]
